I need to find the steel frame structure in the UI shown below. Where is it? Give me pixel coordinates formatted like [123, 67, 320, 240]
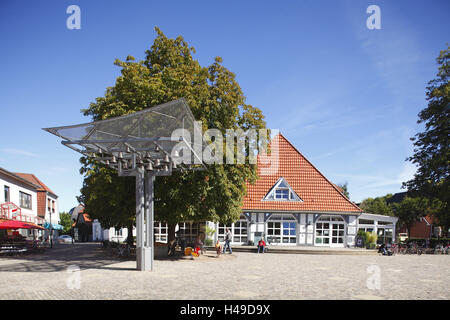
[43, 99, 205, 271]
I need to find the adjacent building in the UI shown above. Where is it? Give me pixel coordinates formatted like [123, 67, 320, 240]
[0, 167, 60, 239]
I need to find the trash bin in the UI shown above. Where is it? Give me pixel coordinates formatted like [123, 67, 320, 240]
[355, 236, 365, 248]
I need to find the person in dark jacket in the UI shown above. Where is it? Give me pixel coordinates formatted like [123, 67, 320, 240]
[223, 228, 232, 254]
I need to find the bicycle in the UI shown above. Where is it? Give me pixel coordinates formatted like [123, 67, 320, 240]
[168, 235, 186, 257]
[116, 243, 131, 259]
[389, 243, 399, 255]
[435, 243, 449, 254]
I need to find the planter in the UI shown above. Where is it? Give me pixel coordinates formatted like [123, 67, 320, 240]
[154, 242, 168, 258]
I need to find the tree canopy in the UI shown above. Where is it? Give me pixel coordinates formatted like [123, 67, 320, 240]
[59, 212, 74, 234]
[336, 182, 350, 199]
[359, 195, 394, 216]
[404, 45, 450, 230]
[77, 27, 266, 237]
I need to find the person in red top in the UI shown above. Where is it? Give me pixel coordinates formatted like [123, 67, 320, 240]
[257, 237, 266, 253]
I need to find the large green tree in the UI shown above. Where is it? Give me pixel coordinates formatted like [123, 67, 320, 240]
[359, 195, 394, 216]
[59, 212, 74, 235]
[78, 28, 266, 242]
[404, 45, 450, 231]
[391, 197, 430, 236]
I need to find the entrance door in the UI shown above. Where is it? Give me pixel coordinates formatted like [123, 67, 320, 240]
[330, 222, 345, 247]
[315, 215, 345, 247]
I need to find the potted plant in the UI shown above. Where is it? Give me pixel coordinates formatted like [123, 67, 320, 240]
[365, 232, 378, 249]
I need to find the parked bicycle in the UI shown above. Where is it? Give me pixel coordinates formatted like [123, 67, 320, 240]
[434, 243, 450, 254]
[389, 243, 399, 255]
[168, 233, 186, 257]
[401, 241, 423, 255]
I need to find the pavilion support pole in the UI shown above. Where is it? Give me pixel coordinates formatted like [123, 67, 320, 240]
[135, 169, 147, 271]
[144, 173, 155, 271]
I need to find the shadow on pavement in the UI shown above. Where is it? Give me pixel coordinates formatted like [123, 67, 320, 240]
[0, 243, 135, 273]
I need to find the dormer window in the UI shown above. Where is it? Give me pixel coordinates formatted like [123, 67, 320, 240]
[263, 177, 302, 202]
[275, 188, 289, 200]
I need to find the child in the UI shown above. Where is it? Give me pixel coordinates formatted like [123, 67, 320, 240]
[215, 240, 222, 256]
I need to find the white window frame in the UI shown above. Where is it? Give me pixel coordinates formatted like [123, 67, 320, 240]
[178, 222, 200, 242]
[315, 215, 345, 247]
[266, 214, 297, 245]
[19, 191, 32, 209]
[217, 215, 248, 244]
[154, 221, 168, 243]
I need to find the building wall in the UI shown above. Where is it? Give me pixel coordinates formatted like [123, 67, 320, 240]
[43, 193, 59, 225]
[398, 218, 433, 239]
[0, 173, 38, 218]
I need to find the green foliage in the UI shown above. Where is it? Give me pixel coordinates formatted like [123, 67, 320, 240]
[360, 192, 441, 233]
[59, 212, 73, 234]
[404, 45, 450, 230]
[359, 195, 394, 216]
[78, 28, 266, 234]
[336, 182, 350, 199]
[205, 225, 216, 237]
[366, 231, 377, 245]
[357, 229, 369, 244]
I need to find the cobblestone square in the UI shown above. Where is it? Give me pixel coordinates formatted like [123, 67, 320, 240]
[0, 243, 448, 300]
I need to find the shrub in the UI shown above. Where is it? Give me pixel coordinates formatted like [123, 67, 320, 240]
[367, 232, 378, 245]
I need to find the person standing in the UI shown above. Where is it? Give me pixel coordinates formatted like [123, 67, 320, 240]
[223, 227, 232, 254]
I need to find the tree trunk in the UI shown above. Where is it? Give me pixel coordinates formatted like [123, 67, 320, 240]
[126, 223, 134, 246]
[168, 224, 176, 243]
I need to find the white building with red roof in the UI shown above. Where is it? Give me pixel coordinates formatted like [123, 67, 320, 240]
[13, 172, 59, 229]
[0, 167, 60, 240]
[211, 133, 397, 248]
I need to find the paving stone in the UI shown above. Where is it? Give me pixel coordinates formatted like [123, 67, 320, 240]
[0, 243, 448, 300]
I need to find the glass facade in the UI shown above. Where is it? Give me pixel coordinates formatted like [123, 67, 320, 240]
[267, 214, 296, 244]
[217, 215, 248, 243]
[315, 215, 345, 246]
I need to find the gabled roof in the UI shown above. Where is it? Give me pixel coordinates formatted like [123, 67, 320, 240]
[0, 167, 41, 190]
[242, 133, 362, 214]
[13, 173, 57, 198]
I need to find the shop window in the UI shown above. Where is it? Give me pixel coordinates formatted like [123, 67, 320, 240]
[267, 215, 296, 244]
[218, 215, 248, 243]
[178, 222, 200, 242]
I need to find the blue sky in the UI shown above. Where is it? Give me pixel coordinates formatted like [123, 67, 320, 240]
[0, 0, 449, 212]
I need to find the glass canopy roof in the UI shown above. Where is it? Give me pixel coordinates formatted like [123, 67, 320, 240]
[43, 99, 205, 173]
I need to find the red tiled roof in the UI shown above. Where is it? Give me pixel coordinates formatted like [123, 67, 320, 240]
[423, 215, 438, 225]
[13, 173, 57, 196]
[242, 133, 362, 213]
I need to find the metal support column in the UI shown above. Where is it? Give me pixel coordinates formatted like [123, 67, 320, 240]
[144, 172, 155, 271]
[135, 169, 147, 271]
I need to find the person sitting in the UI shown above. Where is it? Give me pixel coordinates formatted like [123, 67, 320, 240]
[378, 243, 391, 256]
[215, 240, 222, 256]
[257, 238, 266, 253]
[194, 236, 204, 255]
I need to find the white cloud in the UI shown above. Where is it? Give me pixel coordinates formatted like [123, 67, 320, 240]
[1, 148, 38, 157]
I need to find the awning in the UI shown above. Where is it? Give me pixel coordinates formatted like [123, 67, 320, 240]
[0, 219, 44, 230]
[44, 222, 63, 230]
